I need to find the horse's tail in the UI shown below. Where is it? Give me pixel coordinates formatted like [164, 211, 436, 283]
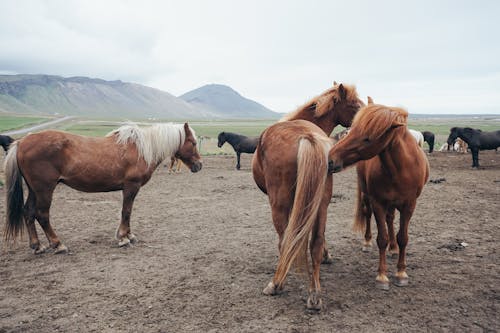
[274, 135, 330, 287]
[353, 179, 366, 234]
[4, 143, 25, 242]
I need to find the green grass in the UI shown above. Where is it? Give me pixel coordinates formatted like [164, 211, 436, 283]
[0, 114, 53, 132]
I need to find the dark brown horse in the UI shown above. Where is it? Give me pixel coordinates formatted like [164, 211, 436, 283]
[329, 102, 429, 290]
[252, 83, 363, 310]
[4, 122, 202, 254]
[447, 127, 500, 168]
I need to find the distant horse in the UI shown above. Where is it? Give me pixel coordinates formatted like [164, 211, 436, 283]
[0, 134, 14, 152]
[438, 138, 467, 153]
[252, 83, 363, 310]
[167, 156, 186, 173]
[4, 123, 202, 254]
[329, 102, 429, 290]
[332, 128, 350, 144]
[447, 127, 500, 168]
[409, 129, 424, 148]
[217, 132, 259, 170]
[422, 131, 435, 153]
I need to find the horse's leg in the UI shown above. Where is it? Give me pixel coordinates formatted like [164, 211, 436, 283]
[471, 147, 479, 168]
[371, 201, 390, 290]
[263, 189, 292, 296]
[361, 193, 373, 252]
[168, 157, 175, 173]
[386, 207, 398, 256]
[236, 152, 241, 170]
[307, 178, 332, 310]
[322, 240, 333, 264]
[394, 202, 416, 287]
[35, 188, 68, 254]
[116, 183, 141, 247]
[24, 188, 46, 254]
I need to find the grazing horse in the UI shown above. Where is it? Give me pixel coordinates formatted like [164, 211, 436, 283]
[328, 102, 429, 290]
[4, 122, 202, 254]
[447, 127, 500, 168]
[0, 134, 14, 152]
[422, 131, 435, 153]
[252, 83, 363, 310]
[217, 132, 259, 170]
[409, 129, 424, 148]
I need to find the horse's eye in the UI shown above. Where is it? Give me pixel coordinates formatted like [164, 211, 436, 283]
[364, 137, 370, 143]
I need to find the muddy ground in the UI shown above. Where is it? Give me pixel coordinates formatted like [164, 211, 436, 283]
[0, 150, 499, 332]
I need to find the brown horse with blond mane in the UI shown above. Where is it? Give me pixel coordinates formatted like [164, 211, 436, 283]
[4, 122, 202, 254]
[252, 83, 363, 310]
[328, 100, 429, 290]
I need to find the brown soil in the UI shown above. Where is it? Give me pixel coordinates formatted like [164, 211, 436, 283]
[0, 151, 499, 332]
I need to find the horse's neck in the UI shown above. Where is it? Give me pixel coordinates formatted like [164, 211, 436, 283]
[226, 134, 242, 146]
[377, 134, 410, 178]
[289, 112, 336, 136]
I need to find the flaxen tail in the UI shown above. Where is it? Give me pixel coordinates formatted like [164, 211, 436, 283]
[274, 135, 330, 287]
[4, 143, 25, 241]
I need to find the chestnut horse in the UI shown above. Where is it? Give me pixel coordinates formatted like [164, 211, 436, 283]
[4, 122, 202, 254]
[252, 83, 363, 310]
[329, 102, 429, 290]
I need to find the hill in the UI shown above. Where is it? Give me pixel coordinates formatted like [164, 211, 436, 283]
[0, 75, 213, 119]
[179, 84, 279, 119]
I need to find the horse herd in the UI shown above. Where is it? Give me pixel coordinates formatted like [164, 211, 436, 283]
[2, 82, 500, 311]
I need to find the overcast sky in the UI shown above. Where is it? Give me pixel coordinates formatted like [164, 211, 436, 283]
[0, 0, 499, 114]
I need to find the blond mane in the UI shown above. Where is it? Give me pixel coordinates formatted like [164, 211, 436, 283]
[107, 123, 195, 166]
[281, 84, 359, 121]
[352, 104, 408, 140]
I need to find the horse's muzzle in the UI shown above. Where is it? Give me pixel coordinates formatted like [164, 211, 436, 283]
[191, 161, 202, 173]
[328, 160, 342, 174]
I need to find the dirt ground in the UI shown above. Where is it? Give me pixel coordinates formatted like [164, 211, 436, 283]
[0, 150, 499, 332]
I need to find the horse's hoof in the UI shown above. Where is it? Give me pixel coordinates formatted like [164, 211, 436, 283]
[389, 249, 399, 257]
[54, 244, 69, 254]
[118, 237, 131, 247]
[34, 245, 47, 255]
[375, 281, 390, 290]
[263, 281, 279, 295]
[306, 292, 322, 311]
[127, 233, 138, 244]
[394, 277, 409, 287]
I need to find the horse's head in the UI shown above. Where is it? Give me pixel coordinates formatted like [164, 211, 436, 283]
[330, 83, 365, 128]
[176, 123, 202, 173]
[447, 127, 459, 146]
[217, 132, 226, 148]
[328, 103, 408, 173]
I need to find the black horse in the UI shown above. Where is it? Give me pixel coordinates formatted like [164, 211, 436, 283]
[447, 127, 500, 168]
[217, 132, 259, 170]
[0, 134, 14, 152]
[422, 131, 435, 153]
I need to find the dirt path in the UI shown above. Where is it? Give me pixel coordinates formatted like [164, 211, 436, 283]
[0, 151, 499, 332]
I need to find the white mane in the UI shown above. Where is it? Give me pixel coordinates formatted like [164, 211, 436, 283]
[107, 123, 196, 166]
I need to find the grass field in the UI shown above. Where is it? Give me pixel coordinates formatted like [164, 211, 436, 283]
[0, 114, 53, 132]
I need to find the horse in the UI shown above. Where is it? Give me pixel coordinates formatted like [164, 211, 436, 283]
[409, 129, 424, 148]
[328, 102, 429, 290]
[0, 134, 14, 152]
[332, 128, 350, 144]
[4, 122, 202, 254]
[447, 127, 500, 168]
[252, 83, 363, 310]
[167, 156, 186, 173]
[422, 131, 435, 153]
[217, 132, 259, 170]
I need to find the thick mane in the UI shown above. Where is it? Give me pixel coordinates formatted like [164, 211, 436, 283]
[107, 123, 194, 166]
[352, 104, 408, 140]
[280, 84, 358, 121]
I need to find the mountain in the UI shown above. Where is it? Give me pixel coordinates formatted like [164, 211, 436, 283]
[0, 74, 214, 119]
[179, 84, 279, 119]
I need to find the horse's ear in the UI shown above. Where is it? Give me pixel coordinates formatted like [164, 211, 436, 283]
[367, 96, 374, 104]
[183, 122, 191, 135]
[333, 81, 338, 86]
[338, 83, 347, 100]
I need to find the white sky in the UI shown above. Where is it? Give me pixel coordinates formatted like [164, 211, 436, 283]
[0, 0, 499, 114]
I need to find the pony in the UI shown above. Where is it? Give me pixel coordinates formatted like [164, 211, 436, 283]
[167, 156, 186, 173]
[217, 132, 259, 170]
[0, 134, 14, 152]
[252, 83, 363, 310]
[328, 102, 429, 290]
[422, 131, 435, 153]
[4, 122, 202, 254]
[447, 127, 500, 168]
[409, 129, 424, 148]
